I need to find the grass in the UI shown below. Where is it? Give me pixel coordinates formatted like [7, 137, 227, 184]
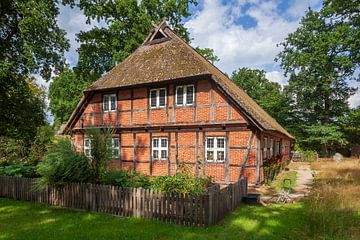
[0, 198, 306, 240]
[270, 170, 297, 192]
[1, 159, 359, 240]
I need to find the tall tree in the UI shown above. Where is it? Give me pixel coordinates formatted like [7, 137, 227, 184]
[0, 0, 71, 144]
[277, 4, 359, 154]
[231, 68, 293, 128]
[195, 47, 220, 64]
[75, 0, 197, 78]
[49, 68, 90, 126]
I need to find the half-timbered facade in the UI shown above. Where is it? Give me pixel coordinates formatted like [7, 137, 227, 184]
[62, 21, 294, 185]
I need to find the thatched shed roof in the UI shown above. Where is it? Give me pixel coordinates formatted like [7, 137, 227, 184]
[67, 21, 293, 139]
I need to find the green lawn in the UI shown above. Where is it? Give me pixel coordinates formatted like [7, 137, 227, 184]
[270, 170, 297, 192]
[0, 198, 307, 240]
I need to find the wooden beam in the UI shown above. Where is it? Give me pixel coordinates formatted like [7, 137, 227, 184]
[167, 132, 171, 175]
[202, 130, 206, 175]
[195, 130, 199, 176]
[240, 132, 255, 178]
[225, 131, 230, 183]
[133, 133, 136, 170]
[149, 132, 153, 176]
[210, 88, 214, 122]
[130, 89, 134, 126]
[255, 132, 261, 184]
[175, 131, 179, 174]
[119, 132, 122, 168]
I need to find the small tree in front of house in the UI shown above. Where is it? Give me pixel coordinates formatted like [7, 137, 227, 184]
[86, 128, 115, 183]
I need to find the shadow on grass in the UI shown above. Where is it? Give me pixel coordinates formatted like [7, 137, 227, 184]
[0, 198, 311, 240]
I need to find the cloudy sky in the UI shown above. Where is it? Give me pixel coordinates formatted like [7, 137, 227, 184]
[40, 0, 359, 121]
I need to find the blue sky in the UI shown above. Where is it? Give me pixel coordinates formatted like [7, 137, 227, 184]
[40, 0, 359, 123]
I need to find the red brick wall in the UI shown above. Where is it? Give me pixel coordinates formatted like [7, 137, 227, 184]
[74, 79, 246, 128]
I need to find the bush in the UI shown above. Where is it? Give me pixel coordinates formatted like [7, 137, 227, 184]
[0, 164, 39, 178]
[152, 173, 212, 195]
[0, 137, 27, 165]
[36, 138, 92, 189]
[100, 169, 151, 188]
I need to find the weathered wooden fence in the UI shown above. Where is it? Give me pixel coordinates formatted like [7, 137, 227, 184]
[0, 176, 247, 226]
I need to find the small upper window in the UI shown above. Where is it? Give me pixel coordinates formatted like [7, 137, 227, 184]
[263, 137, 268, 159]
[103, 94, 117, 112]
[270, 139, 274, 158]
[150, 88, 166, 109]
[176, 85, 194, 106]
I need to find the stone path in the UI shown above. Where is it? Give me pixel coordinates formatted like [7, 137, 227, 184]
[259, 162, 314, 204]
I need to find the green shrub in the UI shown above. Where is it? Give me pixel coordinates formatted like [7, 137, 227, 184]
[36, 138, 92, 189]
[0, 164, 39, 178]
[100, 169, 151, 188]
[0, 137, 27, 165]
[152, 173, 212, 195]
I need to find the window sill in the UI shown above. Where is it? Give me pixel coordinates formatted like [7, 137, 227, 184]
[206, 160, 225, 164]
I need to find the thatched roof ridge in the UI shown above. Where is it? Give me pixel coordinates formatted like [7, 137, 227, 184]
[72, 22, 293, 139]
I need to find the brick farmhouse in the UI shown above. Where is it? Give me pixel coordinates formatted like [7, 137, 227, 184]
[62, 21, 294, 185]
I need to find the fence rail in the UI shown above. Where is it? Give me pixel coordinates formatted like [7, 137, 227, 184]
[0, 176, 247, 226]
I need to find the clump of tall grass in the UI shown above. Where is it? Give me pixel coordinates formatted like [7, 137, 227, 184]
[304, 159, 360, 239]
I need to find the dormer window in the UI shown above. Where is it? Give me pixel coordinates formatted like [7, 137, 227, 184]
[150, 88, 166, 109]
[176, 85, 194, 106]
[103, 94, 117, 112]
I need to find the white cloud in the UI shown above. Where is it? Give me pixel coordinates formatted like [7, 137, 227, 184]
[286, 0, 322, 19]
[265, 70, 286, 85]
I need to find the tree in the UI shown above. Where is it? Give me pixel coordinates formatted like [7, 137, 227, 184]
[276, 5, 359, 153]
[339, 107, 360, 147]
[195, 47, 220, 64]
[75, 0, 197, 77]
[231, 68, 293, 128]
[0, 0, 71, 146]
[49, 68, 90, 125]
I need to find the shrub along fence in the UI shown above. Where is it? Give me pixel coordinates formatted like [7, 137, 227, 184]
[0, 176, 247, 226]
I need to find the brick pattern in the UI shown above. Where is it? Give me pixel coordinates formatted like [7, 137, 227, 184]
[71, 79, 292, 185]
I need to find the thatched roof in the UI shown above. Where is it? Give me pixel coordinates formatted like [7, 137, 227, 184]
[67, 21, 293, 139]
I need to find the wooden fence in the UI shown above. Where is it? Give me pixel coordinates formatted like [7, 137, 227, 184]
[0, 176, 247, 226]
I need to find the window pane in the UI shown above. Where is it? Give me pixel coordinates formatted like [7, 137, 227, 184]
[217, 138, 225, 148]
[103, 96, 109, 111]
[176, 87, 184, 105]
[113, 138, 119, 148]
[159, 89, 166, 107]
[153, 150, 159, 159]
[186, 85, 194, 104]
[85, 149, 91, 157]
[207, 151, 214, 161]
[217, 151, 225, 161]
[153, 138, 159, 148]
[207, 138, 214, 148]
[113, 149, 119, 158]
[84, 139, 90, 147]
[161, 138, 167, 148]
[150, 90, 157, 107]
[161, 150, 167, 159]
[110, 95, 116, 110]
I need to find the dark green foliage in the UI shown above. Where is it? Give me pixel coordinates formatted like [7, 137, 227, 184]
[0, 137, 27, 165]
[86, 128, 115, 183]
[28, 125, 55, 164]
[0, 164, 39, 178]
[49, 68, 91, 125]
[195, 47, 220, 64]
[339, 107, 360, 147]
[231, 68, 294, 128]
[152, 174, 212, 195]
[36, 139, 92, 188]
[100, 169, 151, 189]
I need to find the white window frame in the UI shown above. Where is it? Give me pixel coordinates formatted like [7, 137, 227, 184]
[206, 137, 226, 163]
[263, 137, 268, 159]
[274, 141, 280, 156]
[103, 94, 117, 112]
[110, 138, 120, 159]
[176, 84, 195, 106]
[152, 137, 168, 161]
[149, 88, 167, 109]
[84, 138, 91, 157]
[270, 139, 274, 158]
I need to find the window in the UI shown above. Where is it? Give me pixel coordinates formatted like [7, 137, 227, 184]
[150, 88, 166, 108]
[263, 137, 268, 159]
[274, 141, 280, 156]
[110, 138, 120, 158]
[152, 137, 168, 161]
[270, 139, 274, 158]
[176, 85, 194, 106]
[103, 94, 117, 112]
[206, 137, 226, 162]
[84, 138, 91, 157]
